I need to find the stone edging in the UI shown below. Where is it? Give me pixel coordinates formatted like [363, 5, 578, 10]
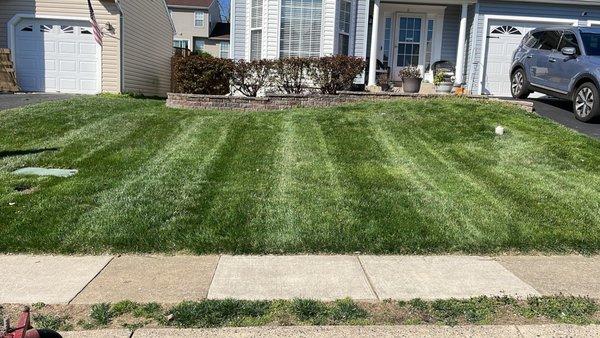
[166, 92, 534, 113]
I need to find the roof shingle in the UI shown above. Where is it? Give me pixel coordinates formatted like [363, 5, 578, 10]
[166, 0, 213, 8]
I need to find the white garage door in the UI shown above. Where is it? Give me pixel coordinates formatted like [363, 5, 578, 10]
[482, 20, 554, 97]
[14, 19, 100, 94]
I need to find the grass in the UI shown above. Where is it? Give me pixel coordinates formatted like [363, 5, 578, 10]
[1, 95, 600, 254]
[5, 296, 598, 331]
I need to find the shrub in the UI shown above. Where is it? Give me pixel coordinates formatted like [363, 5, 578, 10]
[271, 57, 311, 94]
[307, 55, 365, 94]
[399, 66, 422, 79]
[172, 53, 233, 95]
[231, 59, 274, 97]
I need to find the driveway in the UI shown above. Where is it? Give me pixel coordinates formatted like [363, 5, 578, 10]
[0, 93, 76, 110]
[532, 97, 600, 139]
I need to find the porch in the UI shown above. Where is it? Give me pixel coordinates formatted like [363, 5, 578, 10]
[366, 0, 475, 90]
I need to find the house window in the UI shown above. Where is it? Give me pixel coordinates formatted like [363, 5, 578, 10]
[279, 0, 322, 58]
[425, 20, 434, 71]
[193, 38, 205, 53]
[251, 30, 262, 60]
[194, 11, 205, 27]
[250, 0, 263, 60]
[173, 39, 189, 49]
[220, 41, 230, 58]
[338, 0, 351, 55]
[382, 17, 392, 67]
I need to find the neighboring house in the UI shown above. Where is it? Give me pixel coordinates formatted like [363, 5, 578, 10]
[230, 0, 600, 96]
[167, 0, 230, 58]
[0, 0, 175, 97]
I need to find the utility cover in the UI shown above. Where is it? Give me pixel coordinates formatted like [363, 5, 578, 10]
[13, 167, 78, 178]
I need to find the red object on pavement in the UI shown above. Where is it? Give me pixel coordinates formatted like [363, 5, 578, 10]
[2, 307, 41, 338]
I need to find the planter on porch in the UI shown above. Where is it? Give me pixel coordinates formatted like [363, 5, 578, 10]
[400, 66, 423, 94]
[402, 77, 423, 93]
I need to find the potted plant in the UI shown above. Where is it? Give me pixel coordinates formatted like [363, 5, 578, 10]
[434, 70, 453, 94]
[399, 66, 422, 93]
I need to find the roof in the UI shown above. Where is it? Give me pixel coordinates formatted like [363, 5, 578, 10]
[209, 22, 230, 40]
[166, 0, 213, 8]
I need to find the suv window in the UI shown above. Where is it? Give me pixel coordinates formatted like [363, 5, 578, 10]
[559, 32, 581, 54]
[539, 30, 562, 50]
[523, 32, 539, 48]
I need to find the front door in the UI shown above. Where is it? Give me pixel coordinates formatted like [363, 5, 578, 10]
[393, 15, 425, 81]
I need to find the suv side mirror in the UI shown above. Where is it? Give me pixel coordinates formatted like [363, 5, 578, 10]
[562, 47, 577, 56]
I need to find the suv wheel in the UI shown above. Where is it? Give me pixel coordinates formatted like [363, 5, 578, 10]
[511, 69, 530, 99]
[573, 83, 600, 122]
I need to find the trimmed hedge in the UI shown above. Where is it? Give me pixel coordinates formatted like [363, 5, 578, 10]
[171, 53, 233, 95]
[171, 55, 365, 96]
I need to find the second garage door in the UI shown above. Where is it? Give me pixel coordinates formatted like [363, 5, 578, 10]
[482, 20, 564, 97]
[14, 18, 100, 94]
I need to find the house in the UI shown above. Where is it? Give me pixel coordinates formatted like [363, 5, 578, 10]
[230, 0, 600, 96]
[0, 0, 175, 96]
[167, 0, 230, 58]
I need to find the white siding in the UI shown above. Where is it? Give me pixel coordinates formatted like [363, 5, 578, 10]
[354, 0, 368, 57]
[231, 0, 246, 59]
[321, 0, 338, 55]
[264, 0, 280, 58]
[121, 0, 174, 96]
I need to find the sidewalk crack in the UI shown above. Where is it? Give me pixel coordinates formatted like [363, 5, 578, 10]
[357, 255, 380, 301]
[67, 255, 116, 305]
[206, 254, 222, 299]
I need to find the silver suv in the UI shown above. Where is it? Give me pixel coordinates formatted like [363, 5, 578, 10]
[511, 27, 600, 122]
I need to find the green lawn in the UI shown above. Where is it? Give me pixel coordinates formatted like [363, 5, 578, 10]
[1, 95, 599, 254]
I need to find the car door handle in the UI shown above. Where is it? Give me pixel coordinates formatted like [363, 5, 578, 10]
[549, 58, 556, 63]
[526, 55, 533, 59]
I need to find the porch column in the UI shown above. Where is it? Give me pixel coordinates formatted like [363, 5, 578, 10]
[454, 2, 468, 86]
[367, 0, 381, 88]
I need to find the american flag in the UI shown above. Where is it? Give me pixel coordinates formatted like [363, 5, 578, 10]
[87, 0, 103, 47]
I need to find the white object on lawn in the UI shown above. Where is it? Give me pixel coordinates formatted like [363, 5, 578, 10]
[495, 126, 505, 136]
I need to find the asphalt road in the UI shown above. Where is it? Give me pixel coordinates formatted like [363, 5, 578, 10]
[532, 97, 600, 139]
[0, 93, 76, 110]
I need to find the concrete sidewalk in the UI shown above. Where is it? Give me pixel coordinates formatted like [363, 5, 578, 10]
[1, 254, 599, 304]
[60, 325, 600, 338]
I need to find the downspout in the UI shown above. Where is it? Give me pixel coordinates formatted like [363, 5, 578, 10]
[115, 0, 124, 93]
[467, 2, 479, 94]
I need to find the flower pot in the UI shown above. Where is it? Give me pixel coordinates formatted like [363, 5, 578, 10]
[435, 82, 453, 93]
[402, 77, 423, 94]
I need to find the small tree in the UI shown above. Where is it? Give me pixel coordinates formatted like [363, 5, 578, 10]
[231, 59, 274, 97]
[271, 57, 311, 94]
[308, 55, 365, 94]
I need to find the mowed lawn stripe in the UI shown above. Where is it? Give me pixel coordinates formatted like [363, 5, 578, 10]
[166, 113, 285, 253]
[316, 107, 440, 253]
[64, 113, 233, 252]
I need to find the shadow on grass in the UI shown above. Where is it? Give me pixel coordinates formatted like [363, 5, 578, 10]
[0, 147, 59, 159]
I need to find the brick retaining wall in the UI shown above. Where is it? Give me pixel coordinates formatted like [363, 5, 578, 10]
[166, 92, 534, 112]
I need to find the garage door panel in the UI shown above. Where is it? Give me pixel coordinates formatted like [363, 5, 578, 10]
[60, 60, 77, 72]
[79, 43, 97, 55]
[80, 61, 97, 73]
[59, 78, 78, 92]
[45, 59, 57, 72]
[14, 18, 100, 94]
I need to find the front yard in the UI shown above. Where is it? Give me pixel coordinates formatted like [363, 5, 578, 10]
[1, 95, 599, 254]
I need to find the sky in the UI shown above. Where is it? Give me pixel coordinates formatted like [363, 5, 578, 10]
[219, 0, 230, 21]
